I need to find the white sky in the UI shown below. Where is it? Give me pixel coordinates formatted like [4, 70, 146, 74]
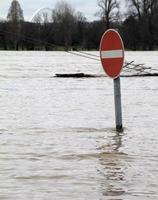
[0, 0, 126, 21]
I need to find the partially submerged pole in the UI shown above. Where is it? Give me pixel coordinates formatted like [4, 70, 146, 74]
[113, 76, 123, 132]
[99, 29, 124, 132]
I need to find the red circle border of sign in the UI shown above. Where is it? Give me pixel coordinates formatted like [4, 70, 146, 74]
[99, 29, 125, 79]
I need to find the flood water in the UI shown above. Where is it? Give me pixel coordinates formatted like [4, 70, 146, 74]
[0, 51, 158, 200]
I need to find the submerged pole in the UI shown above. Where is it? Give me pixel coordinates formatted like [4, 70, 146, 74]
[113, 76, 123, 132]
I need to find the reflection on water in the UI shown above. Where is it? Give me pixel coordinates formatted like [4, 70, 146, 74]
[97, 132, 125, 199]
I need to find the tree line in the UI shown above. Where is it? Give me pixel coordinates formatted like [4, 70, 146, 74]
[0, 0, 158, 51]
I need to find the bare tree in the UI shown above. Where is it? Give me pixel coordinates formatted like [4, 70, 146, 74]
[126, 0, 158, 49]
[126, 0, 158, 24]
[52, 0, 77, 49]
[76, 11, 87, 23]
[126, 0, 158, 18]
[7, 0, 24, 22]
[7, 0, 24, 50]
[97, 0, 120, 28]
[75, 12, 87, 49]
[32, 10, 52, 24]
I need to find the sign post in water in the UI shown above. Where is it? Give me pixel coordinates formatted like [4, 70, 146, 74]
[100, 29, 124, 132]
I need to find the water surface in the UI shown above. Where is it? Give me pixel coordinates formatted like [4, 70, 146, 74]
[0, 51, 158, 200]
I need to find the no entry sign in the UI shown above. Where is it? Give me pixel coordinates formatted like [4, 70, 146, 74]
[100, 29, 124, 79]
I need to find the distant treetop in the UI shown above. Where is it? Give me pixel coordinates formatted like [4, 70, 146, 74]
[7, 0, 24, 22]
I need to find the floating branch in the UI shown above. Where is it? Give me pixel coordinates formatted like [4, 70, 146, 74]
[123, 60, 158, 77]
[55, 73, 100, 78]
[54, 60, 158, 78]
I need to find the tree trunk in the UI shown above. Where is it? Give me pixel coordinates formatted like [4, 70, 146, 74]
[2, 35, 8, 50]
[16, 41, 19, 50]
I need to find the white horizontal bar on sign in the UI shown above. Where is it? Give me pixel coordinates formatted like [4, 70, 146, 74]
[101, 50, 123, 59]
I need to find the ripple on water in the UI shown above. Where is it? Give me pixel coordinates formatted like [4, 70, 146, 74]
[0, 51, 158, 200]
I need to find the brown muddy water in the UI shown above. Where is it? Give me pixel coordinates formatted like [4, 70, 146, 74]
[0, 51, 158, 200]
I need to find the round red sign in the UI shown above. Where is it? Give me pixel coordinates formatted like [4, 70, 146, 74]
[100, 29, 124, 79]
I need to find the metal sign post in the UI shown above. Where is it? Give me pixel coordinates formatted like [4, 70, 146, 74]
[114, 76, 123, 132]
[100, 29, 124, 132]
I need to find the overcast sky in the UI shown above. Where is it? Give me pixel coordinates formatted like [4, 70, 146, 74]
[0, 0, 101, 21]
[0, 0, 126, 21]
